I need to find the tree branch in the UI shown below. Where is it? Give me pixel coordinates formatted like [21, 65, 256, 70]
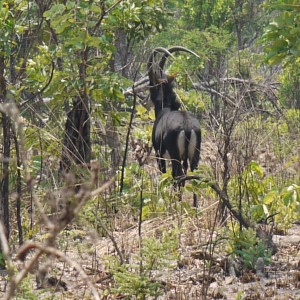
[19, 61, 55, 108]
[177, 175, 250, 228]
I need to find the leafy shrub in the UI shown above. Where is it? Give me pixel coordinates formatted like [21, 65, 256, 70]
[229, 161, 300, 231]
[107, 229, 179, 299]
[226, 224, 272, 270]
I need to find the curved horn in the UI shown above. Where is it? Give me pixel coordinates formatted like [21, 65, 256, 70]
[159, 46, 200, 71]
[147, 47, 173, 86]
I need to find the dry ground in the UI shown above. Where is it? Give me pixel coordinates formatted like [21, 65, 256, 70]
[0, 135, 299, 299]
[1, 210, 299, 300]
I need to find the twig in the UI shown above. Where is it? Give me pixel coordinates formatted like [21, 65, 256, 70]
[16, 242, 101, 300]
[119, 91, 137, 194]
[92, 213, 124, 264]
[93, 0, 123, 33]
[19, 61, 55, 107]
[90, 177, 116, 198]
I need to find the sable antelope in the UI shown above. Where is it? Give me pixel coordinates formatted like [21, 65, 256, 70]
[148, 47, 201, 205]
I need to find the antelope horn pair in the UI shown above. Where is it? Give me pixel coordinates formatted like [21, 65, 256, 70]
[147, 46, 200, 85]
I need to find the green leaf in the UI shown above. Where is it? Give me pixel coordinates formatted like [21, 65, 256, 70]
[136, 105, 147, 116]
[248, 161, 264, 178]
[149, 110, 155, 121]
[65, 37, 85, 50]
[184, 184, 194, 193]
[263, 190, 277, 205]
[267, 53, 286, 65]
[66, 1, 76, 10]
[43, 4, 65, 20]
[86, 35, 102, 48]
[282, 190, 294, 205]
[251, 204, 264, 219]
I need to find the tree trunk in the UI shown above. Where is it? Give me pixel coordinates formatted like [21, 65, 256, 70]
[60, 96, 91, 172]
[60, 51, 91, 172]
[0, 55, 10, 243]
[12, 127, 23, 245]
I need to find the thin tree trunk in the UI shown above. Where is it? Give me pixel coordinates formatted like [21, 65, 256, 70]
[12, 127, 23, 245]
[0, 55, 10, 242]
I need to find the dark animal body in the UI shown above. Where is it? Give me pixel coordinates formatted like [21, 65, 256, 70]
[147, 47, 201, 199]
[153, 108, 201, 178]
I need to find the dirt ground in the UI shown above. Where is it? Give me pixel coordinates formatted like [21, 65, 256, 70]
[1, 214, 299, 300]
[0, 137, 299, 299]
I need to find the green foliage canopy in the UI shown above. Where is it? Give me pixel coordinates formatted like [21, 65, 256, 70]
[263, 0, 300, 65]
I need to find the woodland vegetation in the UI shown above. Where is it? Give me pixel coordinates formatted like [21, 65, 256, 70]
[0, 0, 299, 299]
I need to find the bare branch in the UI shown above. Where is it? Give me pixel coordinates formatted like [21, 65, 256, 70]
[176, 175, 250, 228]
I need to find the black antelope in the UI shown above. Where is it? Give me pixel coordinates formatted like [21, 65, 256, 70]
[147, 46, 201, 206]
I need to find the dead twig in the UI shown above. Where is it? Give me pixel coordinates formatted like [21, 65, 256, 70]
[17, 242, 101, 300]
[92, 212, 124, 264]
[4, 178, 115, 300]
